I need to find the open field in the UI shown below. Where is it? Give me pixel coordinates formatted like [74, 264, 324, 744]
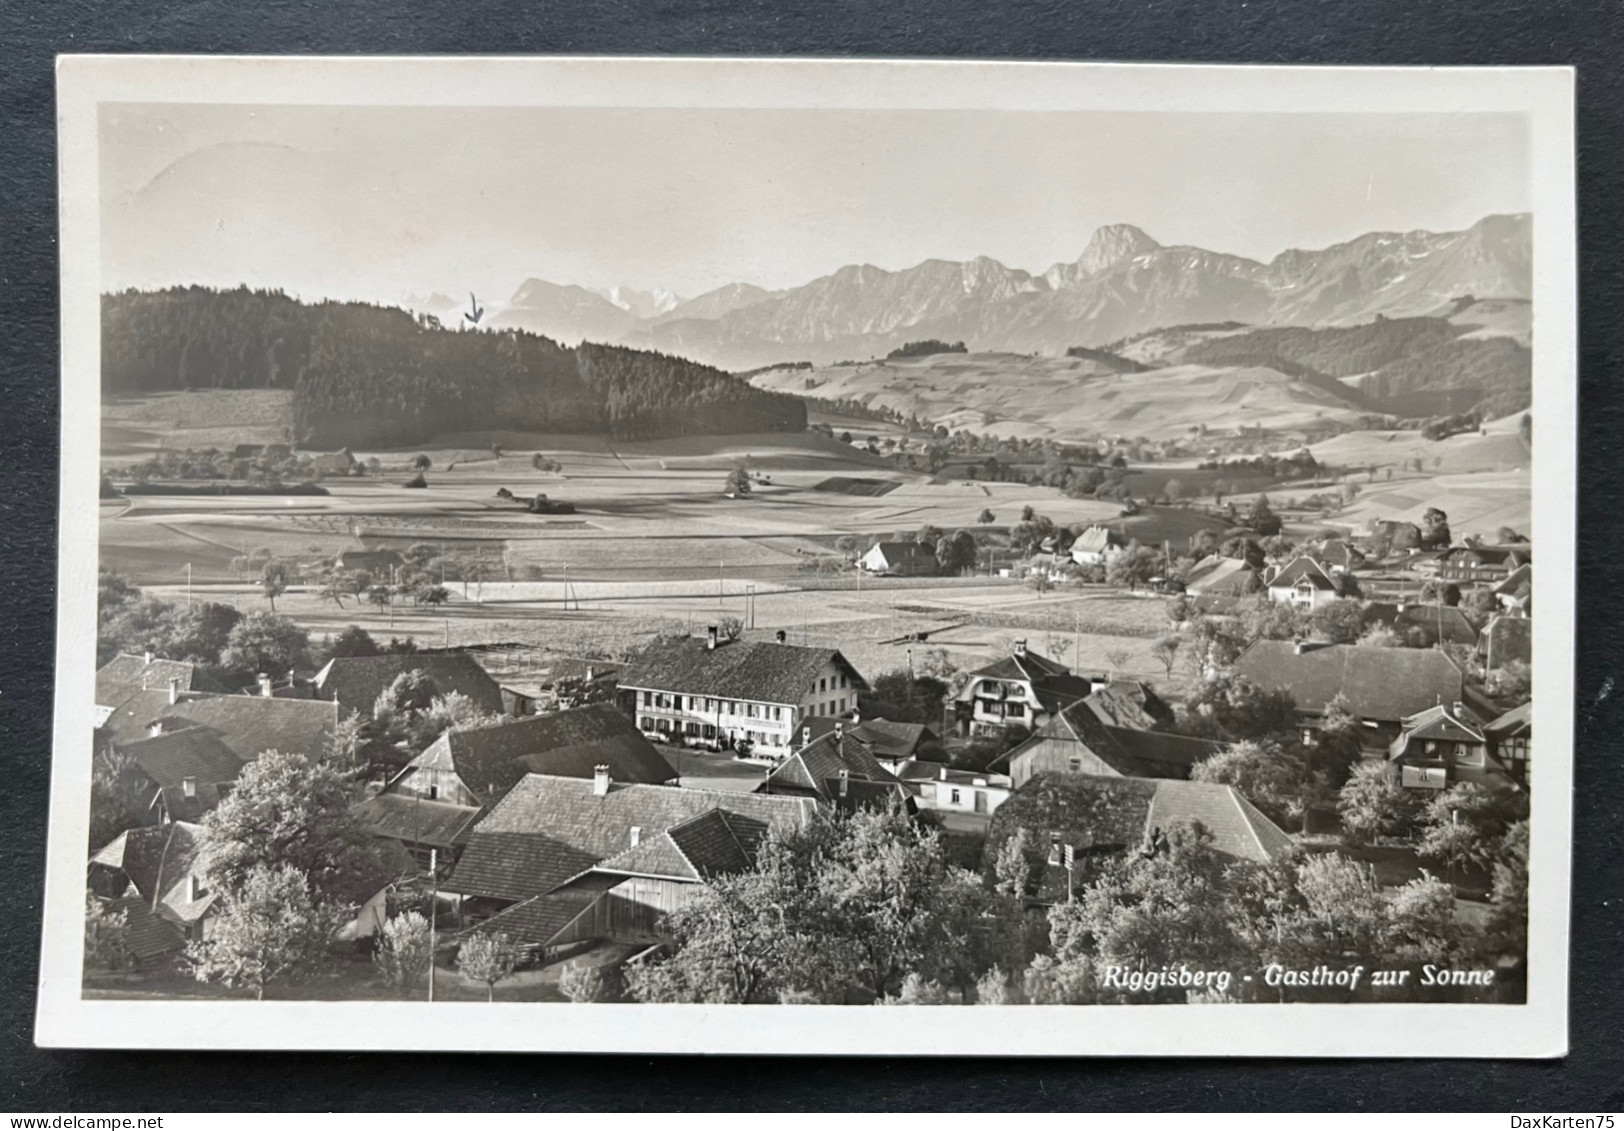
[752, 351, 1370, 443]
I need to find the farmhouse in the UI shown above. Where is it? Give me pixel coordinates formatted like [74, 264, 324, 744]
[142, 693, 345, 763]
[1264, 556, 1342, 610]
[95, 653, 228, 724]
[1070, 525, 1127, 566]
[982, 774, 1292, 904]
[313, 652, 505, 717]
[111, 726, 247, 824]
[1233, 640, 1465, 746]
[799, 715, 938, 771]
[953, 640, 1095, 737]
[1182, 555, 1262, 600]
[1388, 703, 1519, 792]
[860, 541, 939, 576]
[1436, 545, 1531, 585]
[618, 628, 868, 755]
[445, 771, 820, 950]
[1483, 701, 1531, 787]
[994, 696, 1222, 788]
[759, 722, 912, 810]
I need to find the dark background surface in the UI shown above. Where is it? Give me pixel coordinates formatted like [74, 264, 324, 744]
[2, 0, 1621, 1111]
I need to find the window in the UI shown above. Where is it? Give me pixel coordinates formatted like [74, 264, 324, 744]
[1068, 757, 1083, 772]
[819, 677, 827, 693]
[641, 690, 652, 706]
[427, 784, 438, 800]
[747, 704, 760, 719]
[639, 716, 652, 730]
[685, 721, 699, 735]
[949, 789, 961, 805]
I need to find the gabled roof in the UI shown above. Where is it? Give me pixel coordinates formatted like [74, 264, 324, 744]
[1143, 780, 1295, 863]
[96, 654, 226, 709]
[998, 698, 1221, 779]
[965, 648, 1097, 715]
[408, 704, 675, 806]
[99, 689, 212, 744]
[88, 822, 214, 924]
[801, 716, 933, 761]
[867, 541, 937, 565]
[896, 760, 1010, 789]
[459, 888, 601, 948]
[118, 726, 246, 790]
[352, 792, 482, 849]
[444, 775, 820, 902]
[336, 550, 404, 574]
[1071, 526, 1126, 554]
[763, 730, 903, 803]
[1233, 640, 1464, 722]
[1314, 540, 1365, 568]
[1484, 700, 1531, 739]
[1183, 555, 1262, 596]
[145, 694, 344, 762]
[1442, 544, 1531, 568]
[1362, 602, 1480, 646]
[1395, 703, 1485, 743]
[1477, 615, 1532, 666]
[1082, 680, 1177, 731]
[1268, 556, 1337, 591]
[313, 652, 504, 715]
[588, 809, 756, 882]
[619, 636, 867, 704]
[101, 895, 187, 960]
[1492, 563, 1533, 596]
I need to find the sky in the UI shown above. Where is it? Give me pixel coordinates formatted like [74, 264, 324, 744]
[99, 103, 1530, 306]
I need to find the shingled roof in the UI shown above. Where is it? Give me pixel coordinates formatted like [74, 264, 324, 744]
[101, 895, 187, 960]
[118, 727, 246, 791]
[145, 695, 344, 762]
[313, 652, 504, 715]
[444, 775, 820, 903]
[352, 792, 482, 849]
[407, 704, 675, 807]
[619, 636, 867, 704]
[95, 654, 227, 709]
[1233, 640, 1465, 723]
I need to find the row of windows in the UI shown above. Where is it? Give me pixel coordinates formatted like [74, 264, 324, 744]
[638, 689, 785, 721]
[816, 672, 851, 694]
[637, 716, 788, 747]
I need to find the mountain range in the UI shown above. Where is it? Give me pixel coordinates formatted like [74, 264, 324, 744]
[474, 214, 1529, 371]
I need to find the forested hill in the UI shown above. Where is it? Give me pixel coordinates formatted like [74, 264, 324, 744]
[101, 287, 807, 448]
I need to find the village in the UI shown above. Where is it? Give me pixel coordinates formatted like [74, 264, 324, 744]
[84, 415, 1533, 1006]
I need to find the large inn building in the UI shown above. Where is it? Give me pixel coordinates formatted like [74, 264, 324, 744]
[617, 628, 868, 756]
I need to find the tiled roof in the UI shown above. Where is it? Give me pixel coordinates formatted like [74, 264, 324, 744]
[411, 704, 674, 805]
[460, 888, 600, 948]
[619, 636, 866, 704]
[1233, 640, 1464, 722]
[763, 731, 902, 802]
[353, 793, 482, 848]
[1082, 681, 1176, 731]
[1143, 779, 1294, 863]
[801, 716, 932, 761]
[149, 695, 344, 762]
[313, 653, 504, 715]
[89, 823, 214, 925]
[997, 699, 1219, 780]
[103, 895, 187, 960]
[99, 689, 207, 744]
[1484, 700, 1531, 738]
[1184, 555, 1262, 596]
[1362, 602, 1479, 646]
[155, 781, 227, 824]
[1268, 556, 1337, 591]
[967, 648, 1071, 683]
[895, 760, 1010, 788]
[118, 727, 246, 790]
[444, 775, 819, 902]
[1493, 563, 1533, 596]
[592, 809, 756, 881]
[95, 655, 225, 708]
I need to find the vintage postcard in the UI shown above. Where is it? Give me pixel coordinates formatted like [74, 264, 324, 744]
[39, 56, 1575, 1055]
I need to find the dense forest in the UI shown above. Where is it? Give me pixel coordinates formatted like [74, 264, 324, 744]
[1181, 317, 1531, 418]
[102, 288, 806, 447]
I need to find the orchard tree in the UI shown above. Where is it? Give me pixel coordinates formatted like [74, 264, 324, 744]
[936, 529, 978, 575]
[1178, 672, 1297, 742]
[1337, 761, 1421, 846]
[259, 560, 290, 611]
[977, 508, 997, 525]
[372, 910, 434, 997]
[187, 863, 341, 999]
[84, 896, 131, 973]
[1416, 782, 1530, 878]
[1149, 634, 1182, 679]
[724, 465, 752, 496]
[1191, 738, 1312, 830]
[456, 931, 521, 1002]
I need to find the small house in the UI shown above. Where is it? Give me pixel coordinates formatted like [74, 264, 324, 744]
[1388, 703, 1518, 792]
[859, 541, 940, 577]
[1264, 555, 1342, 610]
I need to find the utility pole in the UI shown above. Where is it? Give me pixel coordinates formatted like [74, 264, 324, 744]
[428, 847, 438, 1003]
[719, 558, 725, 608]
[186, 562, 193, 609]
[444, 619, 450, 649]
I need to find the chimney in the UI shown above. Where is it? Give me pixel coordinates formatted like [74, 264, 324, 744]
[838, 768, 849, 798]
[186, 874, 200, 903]
[167, 678, 181, 705]
[182, 776, 197, 799]
[629, 825, 642, 847]
[939, 766, 949, 781]
[1294, 641, 1310, 655]
[775, 629, 787, 644]
[592, 764, 610, 796]
[707, 626, 719, 650]
[257, 672, 273, 698]
[1014, 639, 1028, 658]
[143, 650, 153, 664]
[801, 725, 811, 747]
[148, 722, 163, 738]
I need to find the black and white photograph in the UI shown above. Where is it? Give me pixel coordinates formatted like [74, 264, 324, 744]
[38, 56, 1576, 1056]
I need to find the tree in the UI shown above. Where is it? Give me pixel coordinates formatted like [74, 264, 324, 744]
[559, 961, 616, 1003]
[220, 612, 311, 679]
[187, 863, 341, 999]
[862, 670, 949, 725]
[1337, 761, 1421, 845]
[1178, 672, 1297, 742]
[1485, 819, 1529, 959]
[977, 508, 996, 525]
[259, 559, 290, 611]
[1020, 504, 1035, 522]
[84, 897, 131, 973]
[1310, 598, 1367, 645]
[936, 529, 978, 575]
[89, 745, 154, 850]
[531, 452, 561, 472]
[411, 454, 432, 470]
[456, 931, 521, 1002]
[199, 750, 384, 904]
[1107, 544, 1161, 590]
[1165, 478, 1188, 504]
[1248, 495, 1282, 537]
[1419, 579, 1462, 606]
[1104, 647, 1132, 675]
[1191, 738, 1311, 830]
[718, 615, 745, 641]
[1420, 507, 1452, 550]
[1149, 634, 1182, 679]
[414, 583, 450, 609]
[1460, 586, 1499, 631]
[324, 624, 380, 660]
[372, 910, 433, 997]
[724, 465, 752, 496]
[321, 711, 367, 771]
[1416, 782, 1530, 878]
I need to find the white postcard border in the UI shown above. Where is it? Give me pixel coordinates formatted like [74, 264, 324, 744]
[40, 55, 1577, 1056]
